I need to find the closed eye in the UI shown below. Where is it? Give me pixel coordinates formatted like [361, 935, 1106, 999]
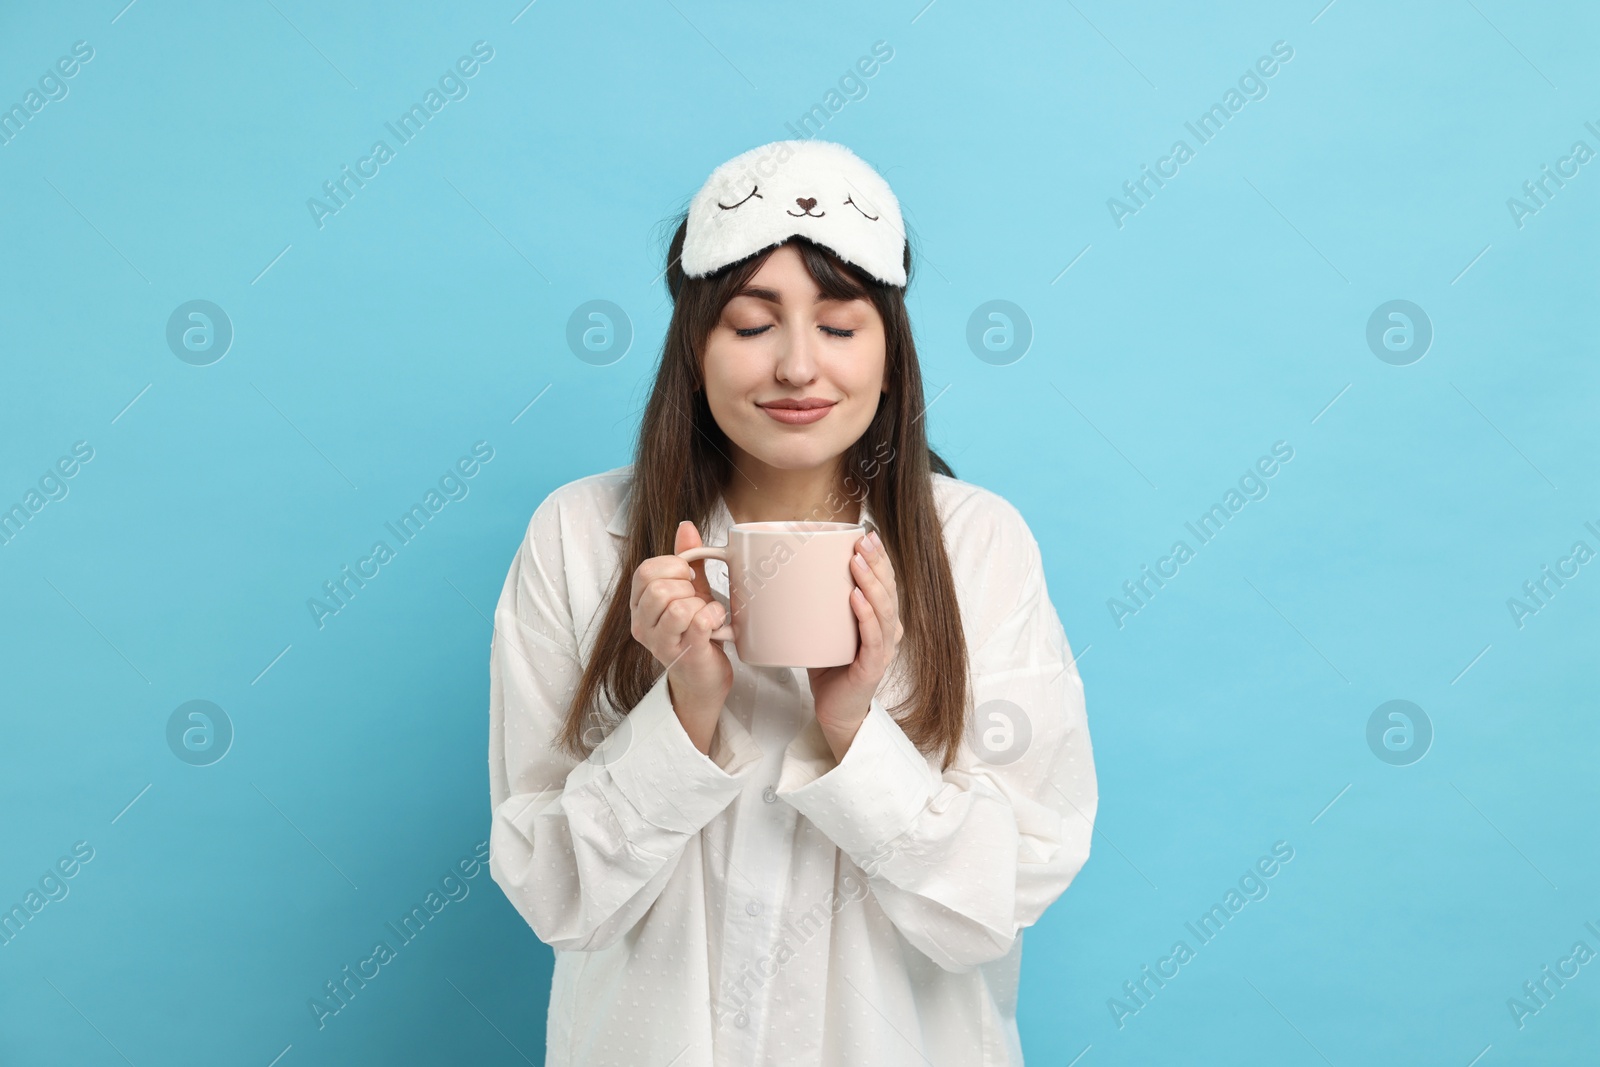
[717, 185, 762, 210]
[734, 325, 856, 338]
[843, 195, 879, 221]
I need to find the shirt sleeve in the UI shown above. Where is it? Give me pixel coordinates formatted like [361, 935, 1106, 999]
[488, 492, 764, 953]
[775, 505, 1097, 973]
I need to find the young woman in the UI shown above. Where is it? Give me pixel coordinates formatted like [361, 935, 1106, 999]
[487, 140, 1097, 1066]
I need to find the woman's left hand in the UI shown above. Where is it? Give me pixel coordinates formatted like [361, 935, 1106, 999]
[808, 529, 902, 762]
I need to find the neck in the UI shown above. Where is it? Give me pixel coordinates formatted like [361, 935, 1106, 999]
[722, 453, 860, 527]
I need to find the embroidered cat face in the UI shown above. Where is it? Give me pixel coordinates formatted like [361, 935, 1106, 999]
[682, 140, 906, 287]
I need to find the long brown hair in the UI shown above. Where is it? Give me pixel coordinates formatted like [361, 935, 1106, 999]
[559, 220, 972, 770]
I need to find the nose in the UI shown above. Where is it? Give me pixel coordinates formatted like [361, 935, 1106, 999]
[795, 196, 817, 213]
[774, 321, 820, 386]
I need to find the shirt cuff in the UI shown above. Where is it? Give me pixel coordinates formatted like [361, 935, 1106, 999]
[775, 695, 939, 868]
[604, 671, 762, 835]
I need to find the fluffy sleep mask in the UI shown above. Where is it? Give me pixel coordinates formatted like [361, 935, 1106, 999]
[681, 140, 907, 288]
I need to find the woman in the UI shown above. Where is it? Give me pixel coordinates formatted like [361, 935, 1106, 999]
[488, 140, 1097, 1066]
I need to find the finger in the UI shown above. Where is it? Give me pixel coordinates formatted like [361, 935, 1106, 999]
[674, 519, 703, 554]
[675, 520, 716, 601]
[852, 551, 898, 668]
[632, 555, 692, 612]
[659, 595, 708, 644]
[854, 533, 894, 594]
[688, 559, 714, 603]
[851, 584, 884, 660]
[640, 578, 700, 629]
[691, 599, 727, 640]
[850, 550, 893, 622]
[865, 555, 902, 645]
[671, 600, 725, 661]
[862, 532, 897, 596]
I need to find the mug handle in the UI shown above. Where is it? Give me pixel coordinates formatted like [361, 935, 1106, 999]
[676, 544, 734, 641]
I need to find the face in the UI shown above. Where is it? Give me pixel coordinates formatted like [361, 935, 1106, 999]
[701, 244, 887, 477]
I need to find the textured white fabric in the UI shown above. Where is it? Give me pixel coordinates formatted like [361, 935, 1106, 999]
[681, 140, 908, 286]
[487, 464, 1097, 1066]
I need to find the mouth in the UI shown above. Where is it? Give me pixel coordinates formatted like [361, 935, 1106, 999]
[758, 399, 837, 425]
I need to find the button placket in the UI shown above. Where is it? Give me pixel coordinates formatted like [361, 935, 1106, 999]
[726, 796, 784, 1047]
[717, 655, 803, 1050]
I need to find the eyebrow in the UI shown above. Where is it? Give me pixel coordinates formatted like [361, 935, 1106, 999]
[732, 286, 854, 305]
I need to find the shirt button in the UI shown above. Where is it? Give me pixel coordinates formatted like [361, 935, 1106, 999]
[762, 786, 777, 804]
[734, 1012, 749, 1029]
[746, 900, 762, 916]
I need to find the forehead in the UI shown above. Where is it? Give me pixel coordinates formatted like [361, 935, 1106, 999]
[729, 249, 871, 304]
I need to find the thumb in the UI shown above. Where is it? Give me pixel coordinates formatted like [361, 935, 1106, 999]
[674, 520, 714, 600]
[674, 519, 703, 553]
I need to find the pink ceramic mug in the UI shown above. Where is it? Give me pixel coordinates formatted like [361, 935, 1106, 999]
[677, 520, 865, 668]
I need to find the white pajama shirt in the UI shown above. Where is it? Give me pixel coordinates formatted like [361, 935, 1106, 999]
[487, 464, 1097, 1066]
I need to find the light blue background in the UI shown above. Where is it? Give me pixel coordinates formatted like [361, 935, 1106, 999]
[2, 1, 1596, 1064]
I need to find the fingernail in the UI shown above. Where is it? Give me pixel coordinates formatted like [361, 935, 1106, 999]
[869, 530, 882, 549]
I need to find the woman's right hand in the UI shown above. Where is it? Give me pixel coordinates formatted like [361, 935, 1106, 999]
[629, 520, 732, 750]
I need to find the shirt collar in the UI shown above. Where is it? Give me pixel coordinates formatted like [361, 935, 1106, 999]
[605, 484, 631, 538]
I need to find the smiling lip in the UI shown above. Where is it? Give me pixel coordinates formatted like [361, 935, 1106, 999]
[758, 399, 836, 425]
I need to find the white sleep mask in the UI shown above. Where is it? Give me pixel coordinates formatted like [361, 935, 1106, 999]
[681, 140, 906, 287]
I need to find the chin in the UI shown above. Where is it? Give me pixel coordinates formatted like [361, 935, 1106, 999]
[753, 445, 842, 471]
[740, 432, 849, 471]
